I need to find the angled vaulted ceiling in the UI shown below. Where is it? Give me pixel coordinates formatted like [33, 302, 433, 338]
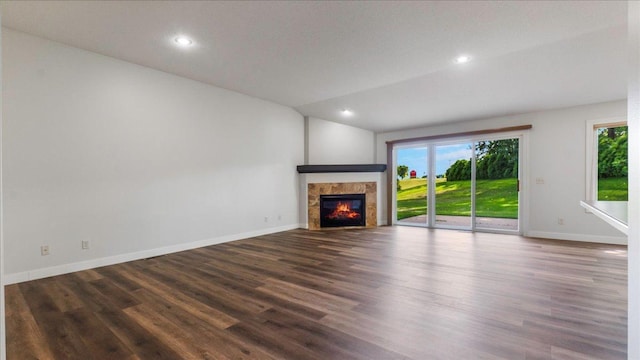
[0, 0, 628, 132]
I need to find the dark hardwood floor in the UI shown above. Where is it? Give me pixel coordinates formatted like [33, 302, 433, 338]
[4, 227, 627, 359]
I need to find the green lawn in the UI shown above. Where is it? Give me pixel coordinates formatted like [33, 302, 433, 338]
[397, 178, 518, 220]
[598, 177, 628, 201]
[396, 178, 428, 219]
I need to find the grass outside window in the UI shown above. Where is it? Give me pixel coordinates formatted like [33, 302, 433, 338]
[397, 178, 518, 221]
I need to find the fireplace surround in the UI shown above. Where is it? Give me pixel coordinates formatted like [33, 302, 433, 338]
[307, 181, 377, 230]
[298, 163, 384, 230]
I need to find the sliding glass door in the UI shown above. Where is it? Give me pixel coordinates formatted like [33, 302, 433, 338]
[394, 135, 521, 233]
[396, 147, 428, 224]
[434, 143, 473, 229]
[474, 138, 519, 231]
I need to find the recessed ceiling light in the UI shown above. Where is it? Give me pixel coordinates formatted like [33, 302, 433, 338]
[174, 36, 193, 47]
[341, 109, 354, 117]
[454, 55, 471, 64]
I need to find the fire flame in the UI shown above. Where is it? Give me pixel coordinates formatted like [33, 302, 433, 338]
[326, 201, 361, 220]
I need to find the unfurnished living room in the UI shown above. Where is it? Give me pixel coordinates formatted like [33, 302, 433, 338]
[0, 1, 639, 359]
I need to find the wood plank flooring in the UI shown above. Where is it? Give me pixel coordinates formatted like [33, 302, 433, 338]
[4, 227, 628, 359]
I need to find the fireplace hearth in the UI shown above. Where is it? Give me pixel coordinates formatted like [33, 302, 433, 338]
[320, 194, 366, 228]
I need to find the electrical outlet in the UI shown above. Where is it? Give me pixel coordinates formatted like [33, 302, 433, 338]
[278, 214, 282, 221]
[264, 216, 269, 222]
[558, 217, 564, 225]
[41, 245, 50, 256]
[82, 240, 90, 250]
[536, 178, 545, 184]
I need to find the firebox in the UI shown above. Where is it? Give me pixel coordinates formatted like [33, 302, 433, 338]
[319, 193, 366, 228]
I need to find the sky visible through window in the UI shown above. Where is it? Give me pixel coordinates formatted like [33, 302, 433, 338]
[397, 143, 472, 177]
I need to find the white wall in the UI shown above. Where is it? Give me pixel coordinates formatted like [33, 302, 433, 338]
[307, 117, 374, 164]
[627, 1, 639, 358]
[377, 100, 628, 244]
[2, 28, 304, 282]
[0, 18, 5, 360]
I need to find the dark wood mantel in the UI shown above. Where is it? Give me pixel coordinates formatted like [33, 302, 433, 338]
[297, 164, 387, 173]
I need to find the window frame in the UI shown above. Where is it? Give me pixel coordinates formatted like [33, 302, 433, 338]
[585, 117, 627, 201]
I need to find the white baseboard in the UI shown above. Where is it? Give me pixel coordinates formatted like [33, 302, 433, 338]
[3, 224, 300, 285]
[12, 225, 621, 285]
[525, 230, 627, 245]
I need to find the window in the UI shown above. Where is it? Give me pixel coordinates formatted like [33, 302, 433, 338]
[586, 119, 628, 201]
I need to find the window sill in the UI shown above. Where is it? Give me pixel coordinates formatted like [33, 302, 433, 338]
[580, 200, 628, 235]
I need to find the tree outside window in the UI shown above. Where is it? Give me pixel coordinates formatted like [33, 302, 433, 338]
[597, 125, 627, 201]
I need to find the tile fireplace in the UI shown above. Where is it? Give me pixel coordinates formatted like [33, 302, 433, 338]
[297, 163, 386, 230]
[306, 181, 377, 230]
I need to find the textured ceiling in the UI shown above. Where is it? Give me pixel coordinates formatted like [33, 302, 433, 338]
[0, 0, 628, 132]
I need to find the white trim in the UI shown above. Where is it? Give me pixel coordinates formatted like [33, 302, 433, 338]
[470, 142, 477, 230]
[520, 132, 530, 235]
[0, 19, 5, 360]
[525, 230, 627, 245]
[629, 5, 640, 358]
[391, 147, 398, 225]
[3, 224, 299, 285]
[427, 144, 435, 227]
[585, 116, 627, 201]
[580, 200, 628, 235]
